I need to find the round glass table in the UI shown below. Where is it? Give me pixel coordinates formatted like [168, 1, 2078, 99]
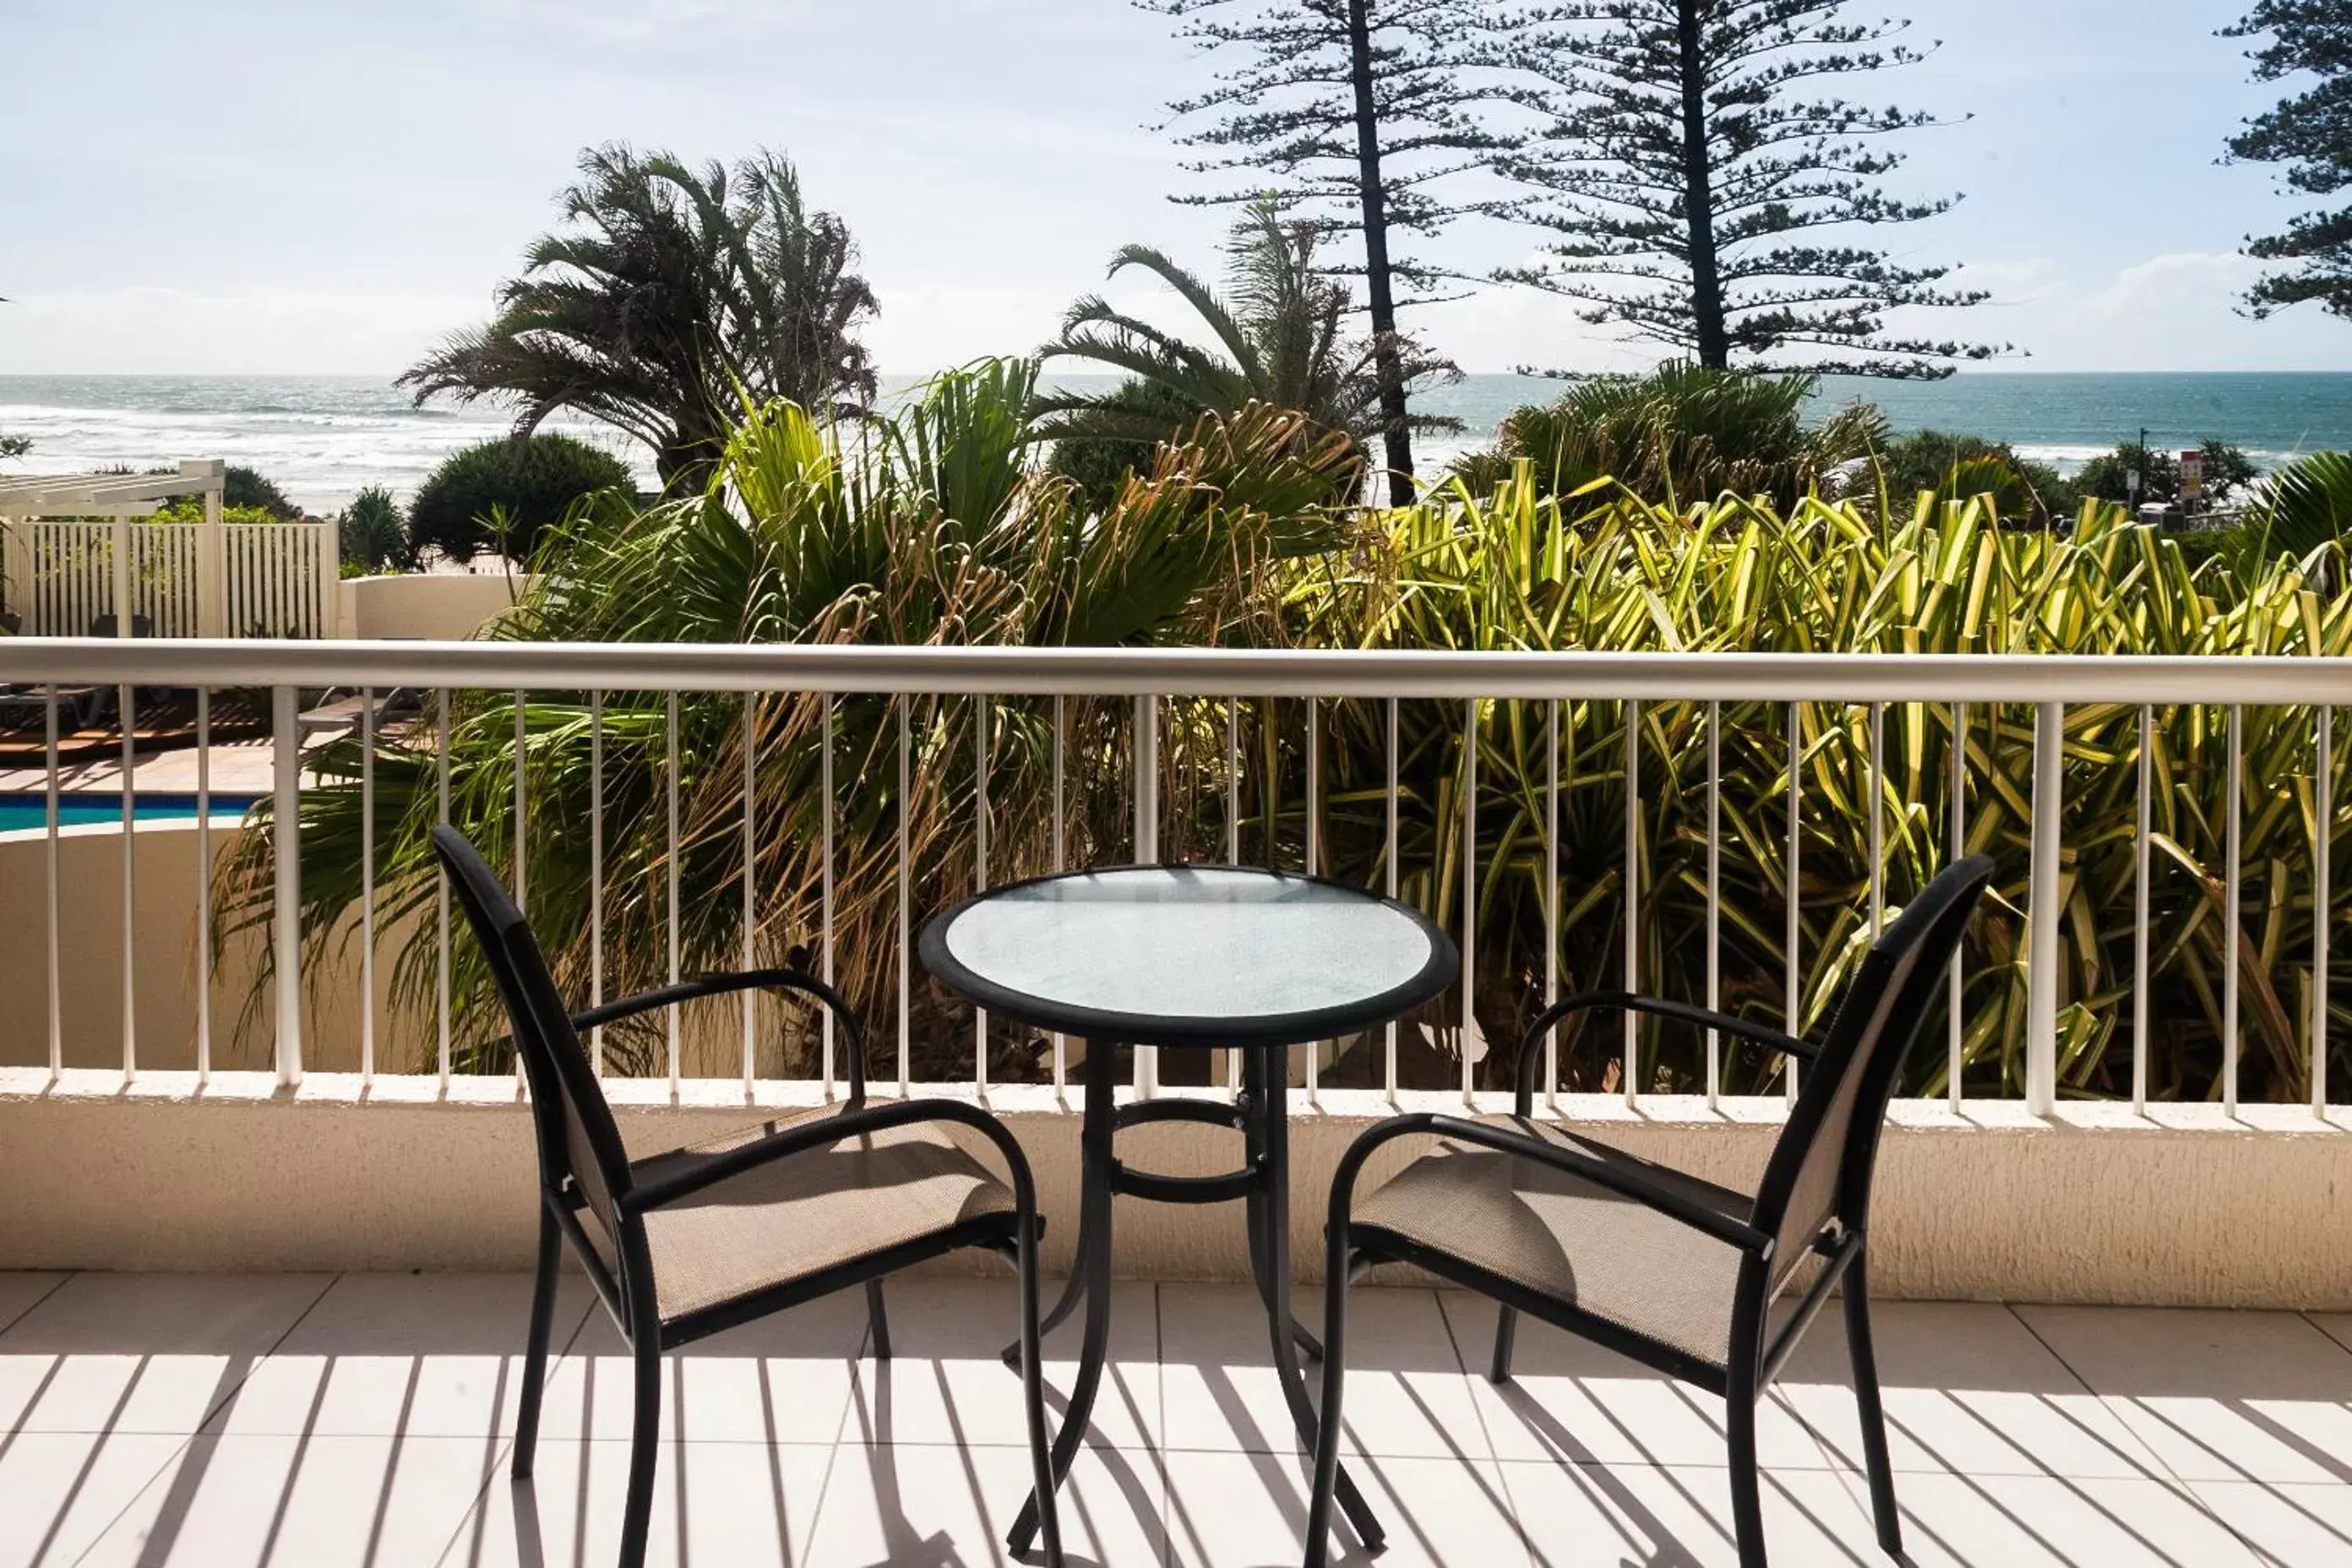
[919, 864, 1458, 1559]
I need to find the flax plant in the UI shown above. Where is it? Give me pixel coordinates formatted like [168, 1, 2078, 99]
[1264, 467, 2352, 1102]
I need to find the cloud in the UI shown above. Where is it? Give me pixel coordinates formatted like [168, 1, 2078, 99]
[460, 0, 816, 44]
[1960, 250, 2341, 370]
[4, 252, 2336, 380]
[864, 286, 1069, 379]
[463, 0, 1116, 45]
[2082, 251, 2267, 321]
[1396, 249, 2348, 375]
[1409, 284, 1665, 378]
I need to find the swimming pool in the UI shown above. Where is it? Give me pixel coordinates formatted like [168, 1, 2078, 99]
[0, 792, 261, 834]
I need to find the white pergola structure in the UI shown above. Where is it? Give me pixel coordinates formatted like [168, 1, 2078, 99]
[0, 460, 225, 638]
[0, 459, 226, 520]
[0, 460, 337, 639]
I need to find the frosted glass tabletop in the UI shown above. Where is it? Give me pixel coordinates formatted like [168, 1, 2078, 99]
[918, 864, 1456, 1047]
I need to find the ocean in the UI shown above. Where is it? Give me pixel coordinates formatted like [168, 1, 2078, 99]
[2, 372, 2348, 513]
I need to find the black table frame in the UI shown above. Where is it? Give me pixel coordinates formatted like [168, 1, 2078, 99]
[999, 1035, 1385, 1557]
[919, 863, 1456, 1562]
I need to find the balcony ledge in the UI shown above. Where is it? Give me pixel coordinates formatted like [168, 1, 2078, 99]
[5, 1067, 2349, 1309]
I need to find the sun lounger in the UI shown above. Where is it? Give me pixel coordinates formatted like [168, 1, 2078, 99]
[0, 683, 106, 732]
[297, 686, 425, 739]
[87, 614, 154, 639]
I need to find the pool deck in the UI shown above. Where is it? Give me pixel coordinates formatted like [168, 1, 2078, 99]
[0, 737, 280, 797]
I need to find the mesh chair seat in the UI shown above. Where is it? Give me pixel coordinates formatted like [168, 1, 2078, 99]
[629, 1103, 1016, 1325]
[1354, 1116, 1756, 1369]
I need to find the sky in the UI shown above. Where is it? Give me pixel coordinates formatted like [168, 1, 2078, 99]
[0, 0, 2344, 378]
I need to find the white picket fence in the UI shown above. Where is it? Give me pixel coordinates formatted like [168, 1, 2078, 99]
[0, 518, 338, 639]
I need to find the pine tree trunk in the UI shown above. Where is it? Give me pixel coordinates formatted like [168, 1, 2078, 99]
[1676, 0, 1730, 369]
[1346, 0, 1417, 506]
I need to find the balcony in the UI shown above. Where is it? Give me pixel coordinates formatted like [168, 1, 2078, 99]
[8, 1269, 2345, 1566]
[2, 638, 2350, 1565]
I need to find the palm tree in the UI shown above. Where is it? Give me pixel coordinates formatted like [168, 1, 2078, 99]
[337, 485, 413, 574]
[220, 364, 1364, 1083]
[400, 144, 879, 487]
[1037, 201, 1456, 498]
[1448, 362, 1886, 513]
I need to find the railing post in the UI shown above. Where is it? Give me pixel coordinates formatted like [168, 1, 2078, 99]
[1462, 696, 1478, 1107]
[273, 683, 303, 1086]
[1135, 691, 1160, 1097]
[2025, 700, 2064, 1115]
[2317, 705, 2333, 1117]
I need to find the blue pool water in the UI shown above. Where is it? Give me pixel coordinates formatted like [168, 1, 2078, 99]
[0, 792, 260, 833]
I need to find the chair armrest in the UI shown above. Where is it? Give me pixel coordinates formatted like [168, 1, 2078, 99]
[619, 1097, 1021, 1217]
[573, 967, 866, 1097]
[1334, 1111, 1773, 1258]
[1513, 991, 1816, 1111]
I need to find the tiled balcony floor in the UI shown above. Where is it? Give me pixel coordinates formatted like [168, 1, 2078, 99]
[2, 1271, 2348, 1567]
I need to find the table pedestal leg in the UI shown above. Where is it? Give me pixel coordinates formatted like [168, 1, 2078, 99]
[1244, 1127, 1325, 1365]
[1007, 1039, 1118, 1559]
[1006, 1040, 1382, 1560]
[1246, 1049, 1385, 1554]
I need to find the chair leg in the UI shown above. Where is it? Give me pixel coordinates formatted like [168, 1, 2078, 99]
[1301, 1249, 1356, 1568]
[865, 1277, 893, 1362]
[618, 1337, 661, 1568]
[511, 1201, 561, 1481]
[1012, 1217, 1064, 1568]
[1726, 1386, 1767, 1568]
[1489, 1304, 1518, 1384]
[1843, 1254, 1903, 1555]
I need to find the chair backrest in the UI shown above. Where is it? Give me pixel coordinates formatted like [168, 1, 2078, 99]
[432, 825, 634, 1237]
[1750, 854, 1994, 1273]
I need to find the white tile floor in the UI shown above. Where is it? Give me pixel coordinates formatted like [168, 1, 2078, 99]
[2, 1270, 2346, 1566]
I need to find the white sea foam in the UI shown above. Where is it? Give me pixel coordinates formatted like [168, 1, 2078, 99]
[0, 373, 2344, 512]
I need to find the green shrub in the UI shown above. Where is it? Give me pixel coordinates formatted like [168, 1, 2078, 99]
[1446, 362, 1884, 511]
[407, 434, 634, 563]
[133, 465, 299, 520]
[2077, 439, 2258, 509]
[225, 466, 301, 519]
[1868, 428, 2082, 524]
[150, 499, 288, 526]
[1045, 378, 1202, 510]
[339, 485, 414, 573]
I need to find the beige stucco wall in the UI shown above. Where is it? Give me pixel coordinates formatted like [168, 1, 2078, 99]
[0, 819, 422, 1075]
[340, 572, 531, 641]
[0, 819, 754, 1079]
[3, 1070, 2346, 1309]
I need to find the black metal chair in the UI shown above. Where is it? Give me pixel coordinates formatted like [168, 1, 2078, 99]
[431, 825, 1063, 1568]
[1303, 854, 1995, 1568]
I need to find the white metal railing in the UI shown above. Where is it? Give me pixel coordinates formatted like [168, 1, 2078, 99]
[0, 520, 336, 639]
[3, 637, 2349, 1120]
